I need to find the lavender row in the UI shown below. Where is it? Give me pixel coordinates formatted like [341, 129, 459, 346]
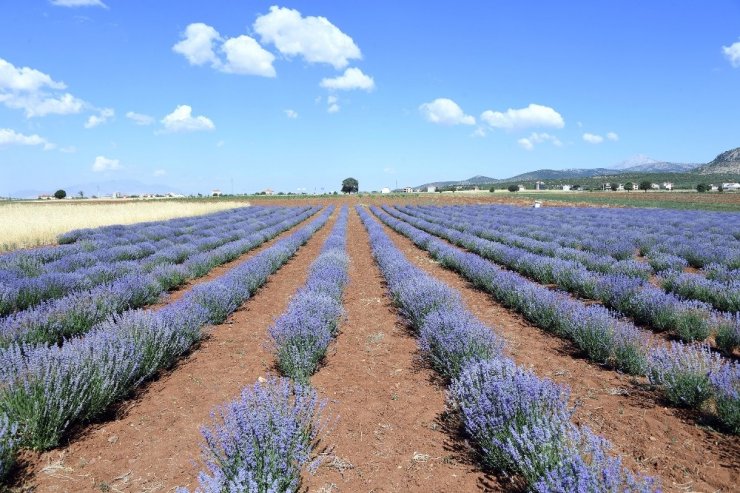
[400, 205, 737, 314]
[406, 203, 740, 313]
[371, 206, 740, 434]
[412, 203, 740, 269]
[400, 205, 653, 279]
[357, 206, 658, 491]
[387, 205, 737, 349]
[178, 377, 329, 493]
[0, 207, 332, 479]
[660, 271, 740, 313]
[0, 206, 299, 316]
[0, 207, 320, 347]
[270, 206, 349, 383]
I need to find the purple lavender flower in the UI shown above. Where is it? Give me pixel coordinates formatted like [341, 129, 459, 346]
[648, 342, 722, 408]
[709, 362, 740, 434]
[184, 377, 329, 493]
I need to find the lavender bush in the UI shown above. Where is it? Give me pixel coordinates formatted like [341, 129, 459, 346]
[710, 363, 740, 434]
[0, 414, 17, 480]
[270, 207, 348, 383]
[715, 313, 740, 354]
[183, 378, 329, 493]
[647, 342, 722, 408]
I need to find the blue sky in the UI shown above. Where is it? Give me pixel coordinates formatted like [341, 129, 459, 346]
[1, 0, 739, 196]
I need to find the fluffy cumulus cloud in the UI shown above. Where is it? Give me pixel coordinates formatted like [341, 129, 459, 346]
[221, 35, 276, 77]
[126, 111, 154, 126]
[419, 98, 475, 126]
[173, 23, 221, 67]
[0, 58, 86, 117]
[161, 105, 215, 133]
[0, 128, 54, 150]
[284, 109, 298, 119]
[50, 0, 107, 7]
[582, 132, 604, 144]
[722, 39, 740, 68]
[518, 132, 562, 150]
[320, 67, 374, 91]
[254, 6, 361, 68]
[173, 23, 275, 77]
[92, 155, 121, 172]
[481, 103, 564, 130]
[84, 107, 114, 128]
[606, 131, 619, 141]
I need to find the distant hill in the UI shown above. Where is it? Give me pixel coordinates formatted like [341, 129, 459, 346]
[506, 168, 618, 182]
[695, 147, 740, 175]
[610, 154, 660, 170]
[12, 179, 185, 199]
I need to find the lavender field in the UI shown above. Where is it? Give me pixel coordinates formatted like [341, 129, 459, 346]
[0, 201, 738, 492]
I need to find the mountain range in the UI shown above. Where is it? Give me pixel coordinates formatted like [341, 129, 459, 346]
[415, 147, 738, 189]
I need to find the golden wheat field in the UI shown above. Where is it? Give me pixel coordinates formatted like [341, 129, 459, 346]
[0, 200, 250, 251]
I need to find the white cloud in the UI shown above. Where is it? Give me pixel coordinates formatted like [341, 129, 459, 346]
[50, 0, 107, 7]
[472, 127, 487, 138]
[606, 131, 619, 141]
[59, 145, 77, 153]
[221, 35, 276, 77]
[254, 6, 361, 68]
[0, 128, 54, 150]
[92, 155, 121, 172]
[320, 67, 374, 91]
[0, 58, 66, 92]
[481, 103, 564, 130]
[153, 169, 166, 177]
[284, 109, 298, 119]
[173, 23, 222, 67]
[126, 111, 154, 126]
[582, 132, 604, 144]
[419, 98, 475, 126]
[327, 95, 340, 113]
[518, 132, 562, 150]
[722, 40, 740, 68]
[84, 107, 114, 128]
[173, 23, 276, 78]
[0, 92, 86, 117]
[161, 105, 215, 133]
[0, 58, 87, 117]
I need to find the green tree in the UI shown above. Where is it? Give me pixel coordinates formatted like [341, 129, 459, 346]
[53, 189, 66, 200]
[508, 184, 519, 192]
[489, 186, 496, 192]
[610, 183, 619, 191]
[638, 181, 652, 192]
[696, 183, 709, 193]
[341, 177, 359, 194]
[78, 190, 84, 199]
[624, 182, 633, 192]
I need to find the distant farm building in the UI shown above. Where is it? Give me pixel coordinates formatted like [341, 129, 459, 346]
[662, 182, 673, 190]
[651, 183, 660, 189]
[722, 182, 740, 191]
[427, 186, 436, 193]
[381, 187, 391, 194]
[517, 184, 526, 191]
[262, 188, 274, 195]
[37, 194, 52, 200]
[403, 187, 413, 193]
[561, 185, 572, 191]
[710, 184, 719, 191]
[211, 189, 222, 197]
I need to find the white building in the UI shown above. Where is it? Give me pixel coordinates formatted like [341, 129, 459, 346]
[381, 187, 391, 194]
[211, 189, 222, 197]
[722, 182, 740, 191]
[403, 187, 413, 193]
[616, 184, 625, 191]
[710, 184, 719, 191]
[662, 182, 673, 190]
[561, 185, 572, 191]
[427, 186, 436, 193]
[651, 183, 660, 189]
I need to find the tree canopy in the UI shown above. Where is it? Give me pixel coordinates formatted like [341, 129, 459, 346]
[341, 177, 358, 194]
[53, 189, 67, 200]
[638, 180, 652, 192]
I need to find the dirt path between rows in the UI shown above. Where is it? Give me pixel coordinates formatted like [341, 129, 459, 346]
[14, 209, 338, 492]
[305, 208, 494, 493]
[370, 208, 740, 493]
